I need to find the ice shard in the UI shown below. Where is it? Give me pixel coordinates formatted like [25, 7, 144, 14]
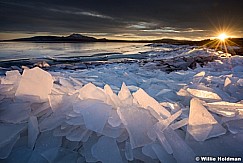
[79, 83, 107, 102]
[92, 136, 123, 163]
[187, 98, 225, 141]
[133, 88, 171, 119]
[15, 67, 53, 101]
[118, 106, 157, 149]
[187, 88, 221, 100]
[73, 99, 112, 133]
[28, 116, 39, 149]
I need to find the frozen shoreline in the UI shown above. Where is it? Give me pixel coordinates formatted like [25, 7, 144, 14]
[0, 44, 243, 162]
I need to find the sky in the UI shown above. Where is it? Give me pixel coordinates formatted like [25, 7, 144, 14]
[0, 0, 243, 40]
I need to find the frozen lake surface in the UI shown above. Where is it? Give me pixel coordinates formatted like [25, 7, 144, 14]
[0, 43, 243, 162]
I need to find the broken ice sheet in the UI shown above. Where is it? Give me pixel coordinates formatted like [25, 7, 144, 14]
[48, 94, 70, 112]
[80, 134, 98, 162]
[224, 77, 232, 87]
[125, 140, 133, 161]
[53, 125, 77, 137]
[187, 98, 226, 141]
[164, 127, 196, 163]
[79, 83, 107, 102]
[142, 143, 157, 159]
[206, 101, 243, 109]
[118, 82, 133, 105]
[118, 106, 157, 149]
[35, 131, 62, 154]
[66, 127, 91, 142]
[0, 134, 20, 159]
[104, 84, 122, 107]
[102, 122, 122, 138]
[205, 101, 243, 117]
[152, 143, 176, 163]
[39, 112, 66, 132]
[46, 148, 79, 163]
[133, 88, 171, 119]
[0, 101, 30, 123]
[133, 147, 158, 163]
[73, 99, 112, 133]
[226, 119, 243, 134]
[155, 129, 173, 154]
[28, 116, 39, 149]
[1, 70, 21, 85]
[108, 109, 122, 127]
[0, 123, 26, 149]
[15, 67, 53, 101]
[187, 88, 221, 100]
[92, 136, 123, 163]
[31, 102, 50, 117]
[170, 118, 188, 130]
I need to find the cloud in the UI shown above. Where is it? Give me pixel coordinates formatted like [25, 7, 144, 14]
[0, 0, 243, 39]
[48, 8, 113, 19]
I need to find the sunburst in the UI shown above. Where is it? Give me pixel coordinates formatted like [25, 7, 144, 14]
[202, 31, 238, 56]
[218, 33, 228, 42]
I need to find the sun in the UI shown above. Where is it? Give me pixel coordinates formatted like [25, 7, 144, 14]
[218, 33, 228, 41]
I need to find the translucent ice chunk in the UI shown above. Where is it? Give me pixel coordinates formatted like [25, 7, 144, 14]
[152, 143, 176, 163]
[101, 123, 124, 138]
[28, 150, 49, 163]
[125, 140, 133, 161]
[40, 147, 59, 162]
[59, 78, 74, 88]
[187, 88, 221, 100]
[118, 82, 133, 105]
[0, 134, 20, 159]
[0, 123, 26, 148]
[133, 147, 157, 163]
[0, 101, 30, 123]
[79, 83, 107, 102]
[226, 119, 243, 134]
[117, 106, 157, 149]
[142, 144, 157, 159]
[92, 136, 123, 163]
[31, 102, 50, 117]
[224, 77, 232, 87]
[39, 113, 66, 132]
[187, 98, 225, 141]
[104, 84, 122, 107]
[53, 126, 77, 137]
[2, 70, 21, 85]
[4, 147, 32, 163]
[170, 118, 188, 130]
[65, 116, 85, 126]
[15, 67, 53, 101]
[66, 127, 90, 142]
[35, 131, 62, 153]
[206, 101, 243, 109]
[28, 116, 39, 149]
[81, 135, 98, 162]
[237, 79, 243, 86]
[194, 71, 205, 77]
[108, 109, 122, 127]
[50, 148, 79, 163]
[73, 99, 112, 133]
[133, 88, 171, 119]
[164, 127, 195, 163]
[155, 130, 173, 154]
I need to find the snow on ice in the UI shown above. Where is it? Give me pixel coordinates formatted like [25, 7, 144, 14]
[0, 45, 243, 162]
